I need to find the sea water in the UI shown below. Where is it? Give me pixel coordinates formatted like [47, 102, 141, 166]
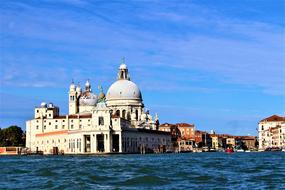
[0, 152, 284, 189]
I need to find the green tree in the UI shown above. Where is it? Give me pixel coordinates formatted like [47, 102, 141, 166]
[0, 126, 25, 147]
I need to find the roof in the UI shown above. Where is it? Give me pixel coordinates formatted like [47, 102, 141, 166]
[54, 114, 92, 119]
[36, 130, 68, 137]
[176, 123, 194, 127]
[260, 115, 285, 122]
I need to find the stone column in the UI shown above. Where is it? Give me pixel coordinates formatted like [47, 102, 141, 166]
[119, 133, 122, 153]
[94, 133, 97, 153]
[104, 133, 110, 153]
[81, 135, 85, 153]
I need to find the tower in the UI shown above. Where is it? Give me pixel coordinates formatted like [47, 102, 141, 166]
[69, 80, 78, 114]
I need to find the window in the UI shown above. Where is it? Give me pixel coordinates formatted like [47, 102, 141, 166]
[62, 125, 65, 129]
[122, 110, 126, 119]
[99, 116, 104, 126]
[71, 124, 73, 129]
[116, 110, 120, 117]
[36, 125, 39, 130]
[44, 125, 46, 129]
[36, 110, 39, 113]
[55, 120, 58, 122]
[71, 120, 73, 123]
[261, 125, 264, 130]
[55, 125, 58, 129]
[49, 114, 51, 117]
[49, 122, 51, 125]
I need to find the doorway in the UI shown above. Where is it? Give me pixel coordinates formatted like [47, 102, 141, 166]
[112, 134, 119, 152]
[97, 134, 104, 152]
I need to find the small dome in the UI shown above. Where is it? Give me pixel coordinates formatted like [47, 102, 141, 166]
[48, 103, 54, 108]
[40, 102, 47, 108]
[106, 80, 142, 101]
[119, 64, 127, 70]
[79, 91, 97, 106]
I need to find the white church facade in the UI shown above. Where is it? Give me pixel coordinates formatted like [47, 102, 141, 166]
[26, 63, 172, 154]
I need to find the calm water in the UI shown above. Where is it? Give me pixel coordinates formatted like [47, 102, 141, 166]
[0, 152, 285, 189]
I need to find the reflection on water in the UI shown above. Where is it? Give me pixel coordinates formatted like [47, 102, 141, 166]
[0, 152, 285, 189]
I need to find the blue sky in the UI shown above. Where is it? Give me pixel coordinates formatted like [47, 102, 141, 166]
[0, 0, 284, 135]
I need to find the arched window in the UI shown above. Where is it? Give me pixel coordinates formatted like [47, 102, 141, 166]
[116, 110, 120, 117]
[261, 125, 264, 130]
[135, 110, 138, 120]
[122, 110, 126, 119]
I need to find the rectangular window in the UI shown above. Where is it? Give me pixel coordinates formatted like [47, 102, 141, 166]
[55, 125, 58, 129]
[36, 125, 39, 130]
[99, 116, 104, 126]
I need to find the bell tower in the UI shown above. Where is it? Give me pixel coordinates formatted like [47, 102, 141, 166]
[69, 80, 78, 114]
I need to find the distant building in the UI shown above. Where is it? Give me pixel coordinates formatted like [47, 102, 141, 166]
[210, 134, 226, 150]
[258, 115, 285, 150]
[159, 123, 195, 152]
[226, 137, 236, 148]
[176, 123, 195, 152]
[26, 63, 172, 154]
[195, 130, 211, 148]
[235, 136, 257, 150]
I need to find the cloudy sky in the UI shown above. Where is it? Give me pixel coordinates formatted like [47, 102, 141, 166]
[0, 0, 284, 135]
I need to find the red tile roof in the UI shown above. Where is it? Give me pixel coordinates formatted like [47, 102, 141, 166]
[260, 115, 285, 122]
[36, 130, 68, 137]
[54, 114, 92, 119]
[176, 123, 194, 127]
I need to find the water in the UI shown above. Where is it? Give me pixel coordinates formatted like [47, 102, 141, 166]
[0, 152, 284, 189]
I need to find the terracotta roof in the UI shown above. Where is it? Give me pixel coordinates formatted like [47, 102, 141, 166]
[160, 123, 172, 127]
[54, 114, 92, 119]
[54, 116, 66, 119]
[36, 130, 68, 137]
[176, 123, 194, 127]
[260, 115, 285, 122]
[239, 136, 256, 140]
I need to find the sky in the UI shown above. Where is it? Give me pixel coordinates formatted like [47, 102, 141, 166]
[0, 0, 284, 135]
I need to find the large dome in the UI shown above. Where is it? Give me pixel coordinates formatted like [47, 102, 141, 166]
[106, 80, 142, 101]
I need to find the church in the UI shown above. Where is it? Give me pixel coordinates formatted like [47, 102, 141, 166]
[26, 62, 172, 154]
